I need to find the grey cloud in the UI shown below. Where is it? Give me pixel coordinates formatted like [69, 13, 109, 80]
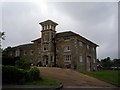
[2, 2, 118, 59]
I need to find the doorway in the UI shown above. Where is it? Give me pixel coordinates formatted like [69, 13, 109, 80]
[86, 56, 91, 71]
[43, 55, 49, 66]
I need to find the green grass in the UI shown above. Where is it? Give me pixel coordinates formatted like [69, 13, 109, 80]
[81, 70, 120, 86]
[24, 75, 61, 86]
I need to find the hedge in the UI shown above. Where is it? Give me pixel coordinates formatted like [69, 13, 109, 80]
[2, 65, 25, 84]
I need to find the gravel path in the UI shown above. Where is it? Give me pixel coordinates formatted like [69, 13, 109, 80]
[39, 67, 116, 87]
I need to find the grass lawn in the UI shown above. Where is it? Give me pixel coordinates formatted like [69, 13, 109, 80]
[81, 70, 120, 86]
[24, 75, 61, 86]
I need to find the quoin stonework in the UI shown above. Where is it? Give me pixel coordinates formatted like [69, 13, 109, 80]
[5, 20, 98, 71]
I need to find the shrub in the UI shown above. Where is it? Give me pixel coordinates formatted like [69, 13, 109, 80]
[2, 65, 25, 84]
[2, 56, 20, 66]
[15, 57, 31, 70]
[25, 66, 41, 81]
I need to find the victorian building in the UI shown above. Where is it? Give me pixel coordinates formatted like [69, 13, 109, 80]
[5, 20, 98, 71]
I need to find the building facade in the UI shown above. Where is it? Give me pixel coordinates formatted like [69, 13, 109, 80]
[5, 20, 98, 71]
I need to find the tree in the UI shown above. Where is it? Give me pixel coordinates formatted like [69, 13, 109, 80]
[100, 57, 113, 68]
[15, 57, 31, 70]
[0, 32, 5, 49]
[0, 32, 5, 40]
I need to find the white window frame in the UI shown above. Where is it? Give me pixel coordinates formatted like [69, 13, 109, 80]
[79, 55, 83, 62]
[64, 55, 71, 62]
[15, 49, 20, 57]
[87, 45, 90, 49]
[64, 46, 71, 52]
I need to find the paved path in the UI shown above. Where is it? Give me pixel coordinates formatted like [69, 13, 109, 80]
[39, 67, 116, 87]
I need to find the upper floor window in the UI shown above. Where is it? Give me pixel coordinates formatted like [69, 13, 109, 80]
[79, 41, 83, 46]
[30, 50, 34, 55]
[79, 55, 83, 62]
[23, 50, 27, 55]
[87, 45, 90, 49]
[64, 46, 71, 52]
[64, 55, 71, 62]
[15, 49, 20, 57]
[51, 32, 54, 38]
[43, 44, 48, 51]
[64, 36, 70, 40]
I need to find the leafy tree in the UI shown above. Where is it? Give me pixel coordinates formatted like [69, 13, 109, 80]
[15, 57, 31, 70]
[113, 59, 120, 67]
[100, 57, 113, 68]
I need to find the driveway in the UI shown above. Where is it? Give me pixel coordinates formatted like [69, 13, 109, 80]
[39, 67, 116, 87]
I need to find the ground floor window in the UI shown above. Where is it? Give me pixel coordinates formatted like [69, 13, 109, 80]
[64, 55, 71, 62]
[79, 55, 83, 62]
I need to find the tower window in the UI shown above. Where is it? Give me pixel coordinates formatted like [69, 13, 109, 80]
[64, 46, 71, 52]
[43, 44, 48, 51]
[30, 50, 34, 55]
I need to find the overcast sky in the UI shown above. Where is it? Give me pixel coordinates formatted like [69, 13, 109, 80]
[1, 1, 118, 60]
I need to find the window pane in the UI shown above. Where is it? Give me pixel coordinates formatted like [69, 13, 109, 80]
[79, 55, 83, 62]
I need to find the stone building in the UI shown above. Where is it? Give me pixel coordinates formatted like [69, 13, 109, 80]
[6, 20, 98, 71]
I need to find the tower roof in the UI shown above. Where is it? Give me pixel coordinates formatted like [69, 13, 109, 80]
[39, 20, 58, 26]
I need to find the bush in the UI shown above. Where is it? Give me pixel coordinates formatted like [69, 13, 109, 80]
[2, 56, 20, 66]
[15, 57, 31, 70]
[25, 66, 41, 81]
[2, 65, 25, 84]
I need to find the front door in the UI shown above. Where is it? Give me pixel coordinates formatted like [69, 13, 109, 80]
[43, 55, 49, 66]
[87, 56, 91, 71]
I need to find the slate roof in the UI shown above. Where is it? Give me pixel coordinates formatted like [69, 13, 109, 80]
[31, 38, 41, 43]
[31, 31, 98, 46]
[56, 31, 79, 38]
[39, 20, 58, 25]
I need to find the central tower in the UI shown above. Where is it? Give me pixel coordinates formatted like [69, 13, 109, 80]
[39, 20, 58, 66]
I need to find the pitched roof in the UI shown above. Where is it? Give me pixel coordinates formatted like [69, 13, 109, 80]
[39, 20, 58, 26]
[56, 31, 98, 46]
[31, 31, 98, 46]
[31, 38, 41, 43]
[56, 31, 79, 38]
[11, 43, 34, 49]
